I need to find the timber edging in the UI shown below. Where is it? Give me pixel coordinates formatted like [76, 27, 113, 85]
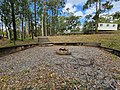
[0, 43, 38, 57]
[39, 42, 101, 47]
[100, 46, 120, 57]
[0, 42, 120, 57]
[40, 42, 120, 57]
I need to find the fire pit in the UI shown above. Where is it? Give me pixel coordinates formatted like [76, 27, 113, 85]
[56, 48, 71, 55]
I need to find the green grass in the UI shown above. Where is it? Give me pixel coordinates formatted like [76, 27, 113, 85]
[0, 31, 120, 50]
[48, 30, 120, 50]
[0, 38, 37, 48]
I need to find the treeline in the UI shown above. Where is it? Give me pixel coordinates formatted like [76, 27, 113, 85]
[0, 0, 68, 42]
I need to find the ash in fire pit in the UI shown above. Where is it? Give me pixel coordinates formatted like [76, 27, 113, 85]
[56, 48, 71, 55]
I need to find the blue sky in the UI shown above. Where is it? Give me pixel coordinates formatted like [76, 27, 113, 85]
[63, 0, 120, 25]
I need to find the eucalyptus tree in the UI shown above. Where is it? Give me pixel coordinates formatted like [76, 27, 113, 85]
[26, 9, 33, 37]
[102, 1, 113, 22]
[66, 15, 81, 30]
[44, 0, 57, 35]
[0, 15, 4, 39]
[83, 14, 95, 33]
[83, 0, 101, 33]
[25, 1, 34, 39]
[45, 0, 66, 35]
[55, 0, 66, 34]
[113, 12, 120, 20]
[30, 0, 38, 37]
[102, 1, 113, 14]
[37, 0, 66, 36]
[19, 0, 26, 40]
[99, 16, 108, 23]
[33, 0, 37, 37]
[5, 0, 20, 43]
[85, 14, 92, 21]
[0, 0, 13, 40]
[83, 0, 113, 33]
[57, 16, 66, 33]
[37, 0, 45, 36]
[29, 12, 34, 39]
[113, 12, 120, 29]
[18, 0, 32, 40]
[24, 1, 31, 37]
[10, 0, 17, 43]
[53, 0, 66, 34]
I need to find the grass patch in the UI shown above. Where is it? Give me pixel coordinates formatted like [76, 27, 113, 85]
[48, 31, 120, 50]
[0, 38, 37, 48]
[0, 31, 120, 50]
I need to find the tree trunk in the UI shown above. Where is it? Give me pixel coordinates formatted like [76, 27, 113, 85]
[5, 26, 8, 39]
[45, 11, 47, 36]
[21, 17, 24, 41]
[26, 18, 29, 37]
[51, 9, 54, 35]
[24, 26, 26, 39]
[11, 1, 17, 44]
[46, 16, 49, 36]
[8, 27, 12, 42]
[95, 1, 99, 33]
[28, 18, 30, 37]
[8, 23, 12, 41]
[41, 14, 44, 36]
[9, 30, 12, 42]
[56, 9, 59, 34]
[34, 0, 37, 37]
[4, 17, 8, 38]
[31, 17, 34, 39]
[1, 15, 4, 40]
[48, 10, 51, 36]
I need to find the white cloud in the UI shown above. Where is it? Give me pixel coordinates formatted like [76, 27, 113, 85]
[63, 0, 87, 14]
[110, 1, 120, 14]
[74, 11, 83, 16]
[84, 5, 96, 16]
[66, 0, 87, 6]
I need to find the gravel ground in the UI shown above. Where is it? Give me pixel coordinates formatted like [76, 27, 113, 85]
[0, 46, 120, 90]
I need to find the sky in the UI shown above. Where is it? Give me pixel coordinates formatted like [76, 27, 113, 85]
[63, 0, 120, 25]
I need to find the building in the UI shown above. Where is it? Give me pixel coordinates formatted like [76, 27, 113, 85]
[98, 23, 118, 31]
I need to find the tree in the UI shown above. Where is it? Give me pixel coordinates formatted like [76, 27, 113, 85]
[19, 0, 32, 40]
[57, 16, 67, 34]
[99, 16, 108, 23]
[33, 0, 37, 37]
[0, 0, 14, 40]
[83, 0, 113, 33]
[113, 12, 120, 20]
[37, 0, 66, 36]
[66, 15, 81, 30]
[83, 21, 95, 34]
[0, 0, 67, 41]
[83, 15, 95, 33]
[0, 15, 4, 39]
[102, 1, 113, 22]
[113, 12, 120, 29]
[10, 0, 17, 44]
